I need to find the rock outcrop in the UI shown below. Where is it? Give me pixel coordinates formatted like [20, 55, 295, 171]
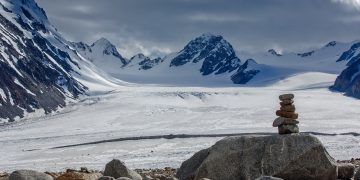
[9, 170, 53, 180]
[176, 134, 337, 180]
[103, 159, 142, 180]
[336, 163, 355, 180]
[355, 169, 360, 180]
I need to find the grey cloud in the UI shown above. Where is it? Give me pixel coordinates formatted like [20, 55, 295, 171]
[36, 0, 360, 58]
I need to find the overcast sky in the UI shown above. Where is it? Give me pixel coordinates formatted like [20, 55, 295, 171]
[37, 0, 360, 58]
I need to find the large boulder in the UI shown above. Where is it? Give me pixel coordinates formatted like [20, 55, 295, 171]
[176, 134, 337, 180]
[104, 159, 142, 180]
[9, 170, 53, 180]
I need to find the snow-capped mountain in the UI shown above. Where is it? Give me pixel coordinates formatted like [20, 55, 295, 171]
[268, 49, 282, 57]
[0, 0, 122, 122]
[126, 53, 163, 70]
[169, 33, 242, 75]
[331, 42, 360, 98]
[111, 35, 354, 86]
[113, 34, 260, 85]
[73, 38, 128, 74]
[240, 40, 353, 74]
[0, 0, 84, 121]
[231, 59, 260, 84]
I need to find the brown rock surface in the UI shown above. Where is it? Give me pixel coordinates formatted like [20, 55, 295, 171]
[280, 99, 294, 106]
[276, 110, 298, 119]
[272, 117, 299, 127]
[279, 94, 294, 101]
[55, 171, 101, 180]
[337, 163, 355, 180]
[280, 104, 295, 112]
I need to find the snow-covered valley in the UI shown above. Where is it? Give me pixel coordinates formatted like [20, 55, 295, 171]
[0, 72, 359, 172]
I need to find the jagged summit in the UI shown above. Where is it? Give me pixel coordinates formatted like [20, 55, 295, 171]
[91, 38, 126, 63]
[2, 0, 48, 21]
[268, 49, 282, 56]
[91, 37, 113, 48]
[0, 0, 90, 121]
[170, 33, 240, 75]
[130, 53, 147, 61]
[336, 42, 360, 63]
[325, 41, 337, 47]
[126, 53, 162, 70]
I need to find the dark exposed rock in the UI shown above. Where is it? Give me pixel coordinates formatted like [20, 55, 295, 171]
[331, 42, 360, 99]
[176, 149, 210, 180]
[272, 117, 299, 127]
[275, 110, 298, 119]
[279, 94, 294, 101]
[331, 57, 360, 99]
[138, 57, 162, 70]
[355, 170, 360, 180]
[170, 34, 241, 76]
[231, 59, 260, 84]
[177, 134, 337, 180]
[337, 163, 355, 180]
[98, 177, 115, 180]
[0, 0, 87, 122]
[280, 105, 295, 112]
[104, 159, 142, 180]
[268, 49, 282, 57]
[297, 50, 315, 57]
[278, 124, 299, 134]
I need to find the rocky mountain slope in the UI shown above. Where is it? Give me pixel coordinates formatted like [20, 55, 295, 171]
[80, 33, 355, 87]
[0, 0, 121, 122]
[73, 38, 128, 74]
[240, 40, 353, 74]
[331, 42, 360, 98]
[112, 34, 262, 85]
[0, 0, 86, 121]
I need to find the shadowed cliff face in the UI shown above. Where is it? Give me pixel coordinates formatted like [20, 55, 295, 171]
[0, 0, 86, 122]
[170, 34, 242, 76]
[332, 43, 360, 99]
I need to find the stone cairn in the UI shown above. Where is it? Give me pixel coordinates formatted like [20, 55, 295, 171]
[273, 93, 300, 134]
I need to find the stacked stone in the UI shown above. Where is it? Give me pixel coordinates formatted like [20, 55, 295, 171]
[273, 94, 299, 134]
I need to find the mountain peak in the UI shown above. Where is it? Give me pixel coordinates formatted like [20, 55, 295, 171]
[325, 41, 337, 47]
[193, 33, 225, 44]
[2, 0, 48, 23]
[268, 49, 282, 56]
[91, 37, 118, 55]
[199, 33, 222, 39]
[130, 53, 147, 61]
[170, 33, 240, 75]
[92, 37, 113, 48]
[86, 38, 128, 65]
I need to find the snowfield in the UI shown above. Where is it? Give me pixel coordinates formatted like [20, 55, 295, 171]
[0, 72, 359, 172]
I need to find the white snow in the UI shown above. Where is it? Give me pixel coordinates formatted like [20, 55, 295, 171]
[14, 78, 35, 96]
[0, 87, 6, 101]
[0, 0, 358, 172]
[0, 72, 359, 172]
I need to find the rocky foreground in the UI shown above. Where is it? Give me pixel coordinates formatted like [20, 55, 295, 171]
[1, 134, 360, 180]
